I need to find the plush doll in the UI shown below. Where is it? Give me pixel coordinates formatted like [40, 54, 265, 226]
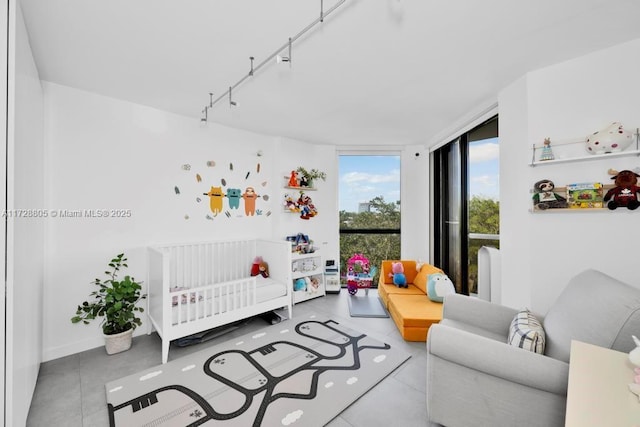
[603, 169, 640, 210]
[389, 262, 407, 288]
[532, 179, 568, 210]
[427, 273, 455, 303]
[251, 256, 268, 277]
[294, 278, 306, 291]
[258, 259, 269, 278]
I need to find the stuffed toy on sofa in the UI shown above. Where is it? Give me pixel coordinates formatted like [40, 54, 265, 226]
[389, 261, 407, 288]
[427, 273, 456, 303]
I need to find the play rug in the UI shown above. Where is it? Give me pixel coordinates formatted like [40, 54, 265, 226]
[347, 295, 389, 318]
[105, 315, 410, 427]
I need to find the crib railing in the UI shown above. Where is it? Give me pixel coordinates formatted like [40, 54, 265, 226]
[169, 277, 257, 325]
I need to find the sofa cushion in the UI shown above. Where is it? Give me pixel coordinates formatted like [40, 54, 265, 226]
[381, 260, 418, 285]
[388, 294, 443, 328]
[413, 264, 444, 294]
[507, 309, 545, 354]
[378, 283, 424, 308]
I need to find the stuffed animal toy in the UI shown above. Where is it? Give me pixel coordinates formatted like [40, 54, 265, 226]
[258, 259, 269, 278]
[532, 179, 568, 210]
[251, 256, 269, 278]
[294, 278, 306, 291]
[427, 273, 456, 303]
[250, 256, 262, 276]
[389, 262, 407, 288]
[603, 169, 640, 210]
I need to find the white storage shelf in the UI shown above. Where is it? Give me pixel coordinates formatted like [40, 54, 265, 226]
[529, 135, 640, 167]
[291, 251, 325, 304]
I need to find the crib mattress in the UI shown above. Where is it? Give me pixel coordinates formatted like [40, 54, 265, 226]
[170, 277, 287, 325]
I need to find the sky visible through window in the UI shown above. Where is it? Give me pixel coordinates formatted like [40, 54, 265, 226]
[469, 137, 499, 201]
[339, 155, 400, 213]
[339, 139, 499, 213]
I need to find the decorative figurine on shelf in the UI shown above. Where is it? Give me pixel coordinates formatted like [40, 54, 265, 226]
[585, 122, 633, 154]
[603, 168, 640, 210]
[287, 170, 299, 187]
[297, 193, 318, 220]
[532, 179, 568, 210]
[539, 138, 555, 161]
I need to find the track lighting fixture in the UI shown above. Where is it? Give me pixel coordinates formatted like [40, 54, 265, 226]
[229, 86, 237, 107]
[276, 38, 292, 64]
[200, 106, 208, 125]
[200, 0, 345, 117]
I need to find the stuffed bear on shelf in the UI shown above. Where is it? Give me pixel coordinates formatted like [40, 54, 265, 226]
[603, 169, 640, 210]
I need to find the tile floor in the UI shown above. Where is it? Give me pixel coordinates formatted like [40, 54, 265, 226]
[27, 290, 431, 427]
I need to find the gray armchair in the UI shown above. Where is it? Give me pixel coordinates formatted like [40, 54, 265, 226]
[426, 269, 640, 427]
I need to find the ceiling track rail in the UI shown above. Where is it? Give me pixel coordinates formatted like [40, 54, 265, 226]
[201, 0, 346, 120]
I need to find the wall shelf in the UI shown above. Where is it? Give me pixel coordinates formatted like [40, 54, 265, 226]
[529, 129, 640, 166]
[284, 186, 316, 191]
[530, 149, 640, 167]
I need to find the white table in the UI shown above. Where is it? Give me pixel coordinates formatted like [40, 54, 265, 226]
[566, 340, 640, 426]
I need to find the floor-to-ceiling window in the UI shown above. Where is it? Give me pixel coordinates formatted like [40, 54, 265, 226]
[338, 154, 401, 285]
[432, 116, 499, 295]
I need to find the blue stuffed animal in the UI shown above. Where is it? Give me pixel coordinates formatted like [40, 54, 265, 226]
[294, 278, 307, 291]
[389, 262, 407, 288]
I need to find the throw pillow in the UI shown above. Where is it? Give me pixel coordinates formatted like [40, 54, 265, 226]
[508, 309, 545, 354]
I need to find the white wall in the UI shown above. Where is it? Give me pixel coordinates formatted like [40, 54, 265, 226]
[499, 38, 640, 313]
[7, 2, 45, 425]
[401, 145, 430, 260]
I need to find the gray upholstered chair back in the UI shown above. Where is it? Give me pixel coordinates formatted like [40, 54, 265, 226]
[543, 269, 640, 363]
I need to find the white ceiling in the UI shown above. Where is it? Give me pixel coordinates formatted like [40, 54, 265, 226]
[18, 0, 640, 147]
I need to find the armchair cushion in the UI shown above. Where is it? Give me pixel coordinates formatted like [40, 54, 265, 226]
[508, 309, 545, 354]
[428, 323, 569, 395]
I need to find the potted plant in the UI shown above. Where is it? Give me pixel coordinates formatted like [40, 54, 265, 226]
[71, 253, 147, 355]
[296, 166, 327, 188]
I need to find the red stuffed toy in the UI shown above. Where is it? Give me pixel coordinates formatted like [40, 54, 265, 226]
[250, 256, 269, 278]
[603, 169, 640, 210]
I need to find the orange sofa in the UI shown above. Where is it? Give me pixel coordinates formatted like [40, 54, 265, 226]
[378, 260, 445, 341]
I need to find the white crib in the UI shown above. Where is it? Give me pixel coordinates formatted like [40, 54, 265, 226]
[147, 238, 293, 363]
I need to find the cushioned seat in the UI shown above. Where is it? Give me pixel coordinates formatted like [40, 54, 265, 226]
[377, 260, 445, 341]
[388, 294, 443, 341]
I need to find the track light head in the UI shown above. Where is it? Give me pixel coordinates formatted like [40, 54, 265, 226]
[200, 106, 208, 125]
[277, 38, 293, 65]
[229, 86, 237, 107]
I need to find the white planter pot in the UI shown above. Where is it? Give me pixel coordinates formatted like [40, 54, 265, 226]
[104, 328, 133, 355]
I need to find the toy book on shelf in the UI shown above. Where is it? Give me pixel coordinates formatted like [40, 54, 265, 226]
[566, 182, 604, 209]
